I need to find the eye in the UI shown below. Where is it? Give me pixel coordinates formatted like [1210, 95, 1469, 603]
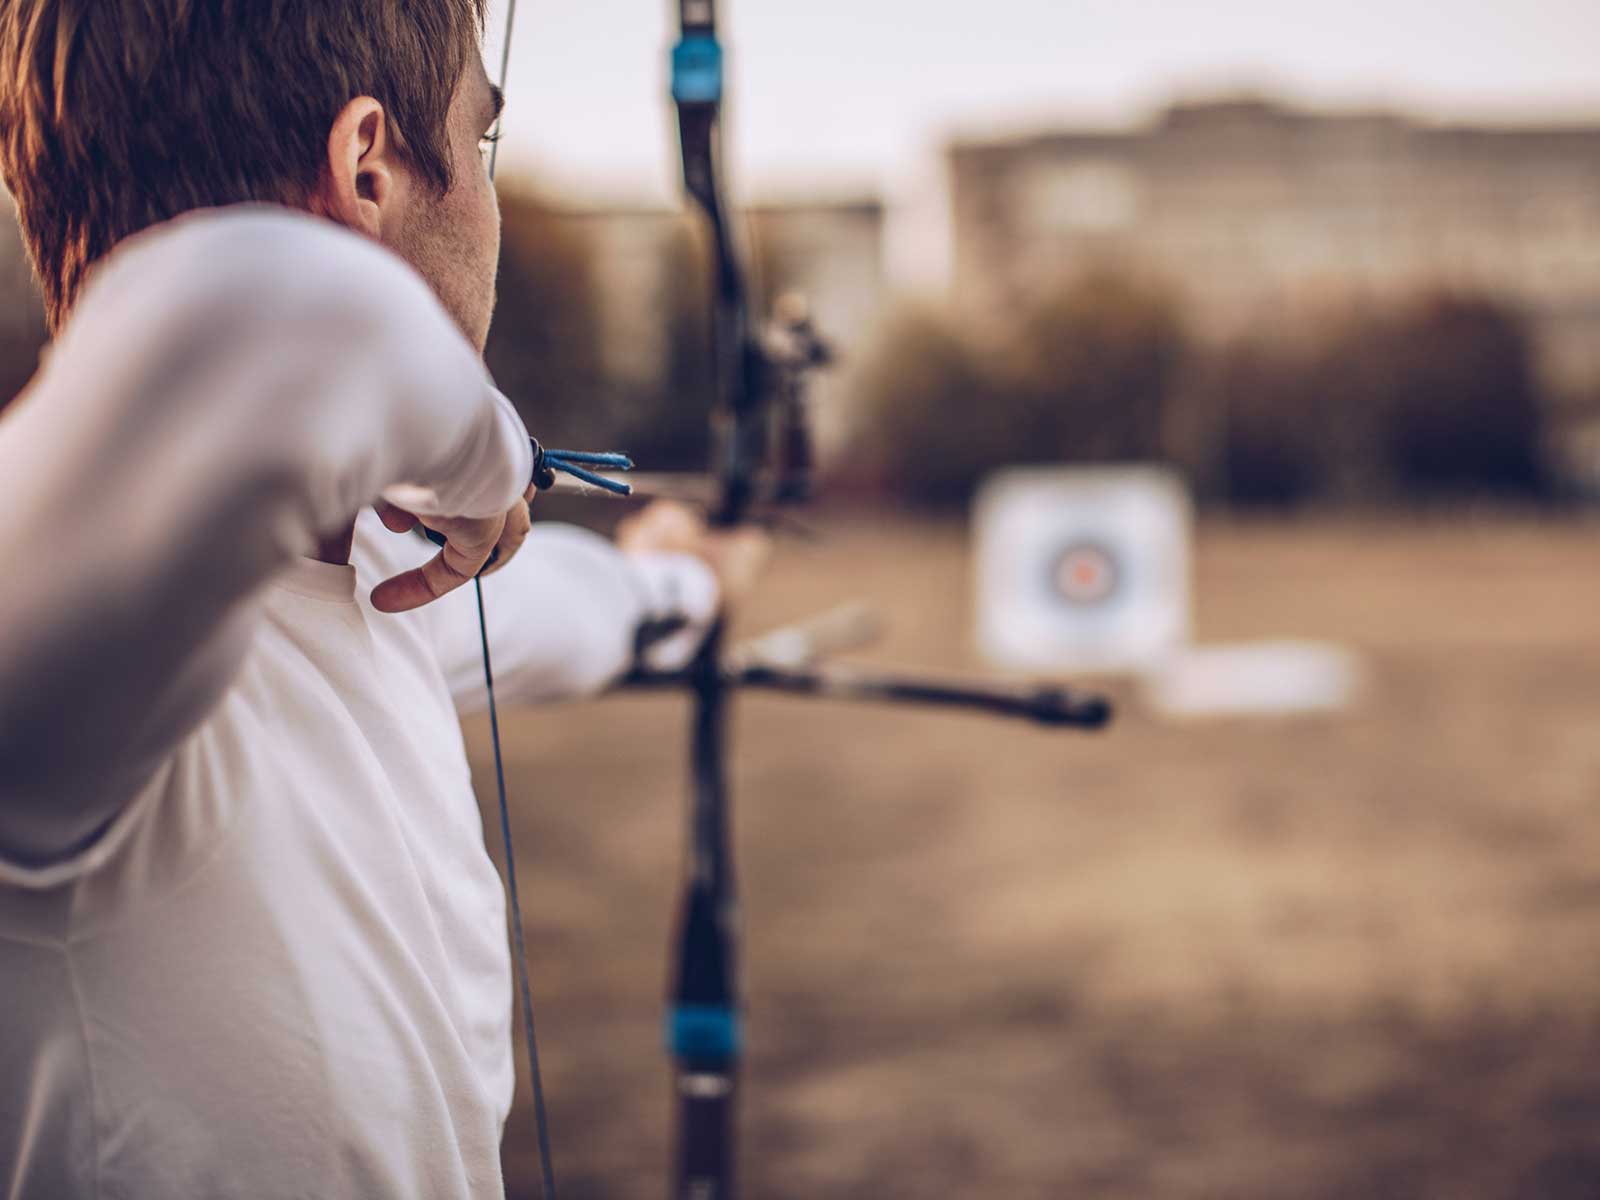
[479, 131, 501, 167]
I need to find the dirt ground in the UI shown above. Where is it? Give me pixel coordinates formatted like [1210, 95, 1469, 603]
[473, 512, 1600, 1199]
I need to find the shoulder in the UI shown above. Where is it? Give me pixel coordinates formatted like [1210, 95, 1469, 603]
[102, 205, 410, 291]
[63, 206, 431, 351]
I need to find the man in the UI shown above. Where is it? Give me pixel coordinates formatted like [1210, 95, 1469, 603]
[0, 1, 764, 1196]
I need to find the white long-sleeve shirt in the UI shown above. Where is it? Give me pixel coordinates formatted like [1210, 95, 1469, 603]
[0, 208, 716, 1199]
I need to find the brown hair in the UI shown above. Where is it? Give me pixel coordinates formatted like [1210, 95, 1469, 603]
[0, 0, 487, 331]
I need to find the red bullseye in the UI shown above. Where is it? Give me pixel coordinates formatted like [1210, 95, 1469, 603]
[1052, 543, 1120, 606]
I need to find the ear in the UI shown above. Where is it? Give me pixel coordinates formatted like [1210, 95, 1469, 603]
[312, 97, 403, 238]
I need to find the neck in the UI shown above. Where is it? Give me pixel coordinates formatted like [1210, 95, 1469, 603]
[314, 522, 356, 566]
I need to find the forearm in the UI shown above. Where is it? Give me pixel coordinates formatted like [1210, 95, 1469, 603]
[418, 522, 719, 711]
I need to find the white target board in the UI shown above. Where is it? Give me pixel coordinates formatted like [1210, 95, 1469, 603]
[974, 466, 1191, 675]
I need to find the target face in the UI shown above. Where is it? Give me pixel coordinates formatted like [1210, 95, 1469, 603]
[1050, 541, 1121, 607]
[974, 466, 1192, 675]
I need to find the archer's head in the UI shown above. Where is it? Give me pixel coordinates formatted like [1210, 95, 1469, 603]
[0, 0, 506, 351]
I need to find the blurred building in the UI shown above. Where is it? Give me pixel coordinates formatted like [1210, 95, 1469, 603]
[949, 98, 1600, 399]
[559, 199, 886, 457]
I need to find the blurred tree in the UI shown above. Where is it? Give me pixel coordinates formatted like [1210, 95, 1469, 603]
[851, 274, 1187, 507]
[484, 190, 608, 448]
[1196, 344, 1332, 508]
[486, 194, 724, 483]
[0, 201, 47, 413]
[0, 315, 45, 413]
[845, 304, 1004, 506]
[853, 281, 1548, 510]
[1007, 273, 1185, 463]
[1204, 294, 1549, 507]
[1372, 296, 1546, 499]
[606, 221, 713, 473]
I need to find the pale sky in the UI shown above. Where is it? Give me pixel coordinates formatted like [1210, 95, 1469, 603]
[486, 0, 1600, 206]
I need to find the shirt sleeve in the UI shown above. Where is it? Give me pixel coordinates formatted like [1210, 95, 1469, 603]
[0, 207, 533, 866]
[373, 519, 720, 711]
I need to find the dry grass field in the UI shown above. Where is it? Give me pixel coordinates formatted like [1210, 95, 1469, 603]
[474, 512, 1600, 1199]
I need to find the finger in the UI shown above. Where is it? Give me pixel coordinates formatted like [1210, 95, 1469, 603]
[370, 549, 480, 613]
[482, 503, 531, 578]
[370, 515, 500, 612]
[375, 501, 418, 533]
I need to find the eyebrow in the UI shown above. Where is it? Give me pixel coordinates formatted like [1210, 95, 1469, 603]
[486, 84, 506, 128]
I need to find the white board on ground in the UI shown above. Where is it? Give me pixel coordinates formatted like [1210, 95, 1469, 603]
[1145, 641, 1364, 719]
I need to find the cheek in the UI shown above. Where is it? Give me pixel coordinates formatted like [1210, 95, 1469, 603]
[450, 162, 501, 338]
[478, 179, 502, 269]
[457, 149, 501, 265]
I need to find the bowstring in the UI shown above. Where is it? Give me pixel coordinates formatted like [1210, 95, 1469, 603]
[487, 0, 517, 181]
[477, 1, 560, 1198]
[474, 577, 557, 1200]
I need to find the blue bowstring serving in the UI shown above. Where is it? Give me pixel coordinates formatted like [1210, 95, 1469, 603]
[540, 447, 634, 495]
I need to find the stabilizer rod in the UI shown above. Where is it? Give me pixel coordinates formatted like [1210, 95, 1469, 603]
[625, 664, 1112, 730]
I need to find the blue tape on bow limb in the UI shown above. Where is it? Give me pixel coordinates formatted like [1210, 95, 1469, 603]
[671, 34, 723, 105]
[667, 1004, 742, 1061]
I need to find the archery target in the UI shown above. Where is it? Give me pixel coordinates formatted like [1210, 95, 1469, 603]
[974, 466, 1191, 674]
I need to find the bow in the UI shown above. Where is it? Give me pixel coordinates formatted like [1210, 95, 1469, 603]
[662, 5, 751, 1196]
[657, 4, 1115, 1196]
